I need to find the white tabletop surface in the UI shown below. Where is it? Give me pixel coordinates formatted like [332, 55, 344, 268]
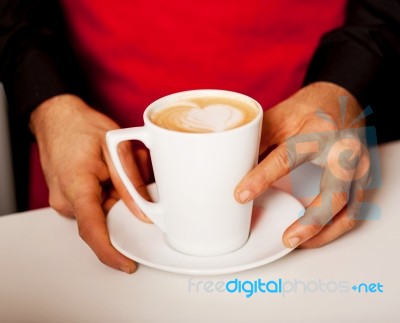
[0, 140, 399, 323]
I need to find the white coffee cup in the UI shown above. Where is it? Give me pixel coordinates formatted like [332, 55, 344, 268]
[106, 89, 262, 256]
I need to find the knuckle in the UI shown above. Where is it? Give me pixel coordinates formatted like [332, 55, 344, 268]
[342, 217, 357, 232]
[323, 121, 336, 132]
[72, 193, 95, 210]
[49, 193, 74, 218]
[78, 221, 93, 242]
[330, 135, 362, 158]
[347, 136, 363, 152]
[299, 214, 324, 233]
[331, 191, 349, 208]
[308, 221, 324, 235]
[275, 145, 293, 172]
[58, 176, 76, 198]
[117, 141, 132, 157]
[96, 253, 109, 266]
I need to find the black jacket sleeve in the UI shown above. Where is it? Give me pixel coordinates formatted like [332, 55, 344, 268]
[304, 0, 400, 142]
[0, 0, 87, 123]
[0, 0, 88, 211]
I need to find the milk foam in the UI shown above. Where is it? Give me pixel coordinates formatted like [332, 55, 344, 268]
[150, 98, 257, 133]
[183, 104, 244, 132]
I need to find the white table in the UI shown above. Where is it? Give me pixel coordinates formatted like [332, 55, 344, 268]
[0, 141, 399, 323]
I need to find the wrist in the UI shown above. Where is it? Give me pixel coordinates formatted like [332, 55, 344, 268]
[29, 94, 86, 137]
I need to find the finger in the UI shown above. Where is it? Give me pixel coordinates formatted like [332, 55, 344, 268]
[299, 158, 369, 248]
[282, 138, 366, 248]
[64, 173, 137, 274]
[282, 188, 349, 248]
[104, 140, 152, 223]
[298, 211, 356, 248]
[134, 145, 154, 184]
[102, 187, 120, 214]
[235, 139, 317, 203]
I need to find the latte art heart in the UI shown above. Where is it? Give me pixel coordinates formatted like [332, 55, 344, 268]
[184, 104, 244, 132]
[150, 97, 258, 133]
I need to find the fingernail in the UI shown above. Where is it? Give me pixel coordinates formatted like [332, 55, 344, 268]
[141, 214, 153, 224]
[288, 237, 300, 248]
[238, 190, 252, 203]
[120, 265, 135, 274]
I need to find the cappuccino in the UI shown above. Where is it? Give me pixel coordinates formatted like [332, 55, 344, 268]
[149, 96, 258, 133]
[107, 89, 263, 256]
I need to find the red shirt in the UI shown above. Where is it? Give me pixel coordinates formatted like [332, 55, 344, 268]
[29, 0, 346, 208]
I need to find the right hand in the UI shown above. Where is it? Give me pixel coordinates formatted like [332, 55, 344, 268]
[30, 94, 152, 273]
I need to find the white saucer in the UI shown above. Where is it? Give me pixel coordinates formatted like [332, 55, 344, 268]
[107, 184, 304, 276]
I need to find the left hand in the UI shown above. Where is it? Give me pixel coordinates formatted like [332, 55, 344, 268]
[235, 82, 371, 248]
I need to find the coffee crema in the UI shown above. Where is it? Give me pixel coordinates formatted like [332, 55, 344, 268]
[149, 96, 258, 133]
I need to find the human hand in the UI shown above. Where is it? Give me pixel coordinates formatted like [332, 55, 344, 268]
[235, 82, 370, 248]
[30, 94, 153, 273]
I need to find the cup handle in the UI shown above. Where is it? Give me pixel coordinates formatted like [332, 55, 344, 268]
[106, 127, 165, 232]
